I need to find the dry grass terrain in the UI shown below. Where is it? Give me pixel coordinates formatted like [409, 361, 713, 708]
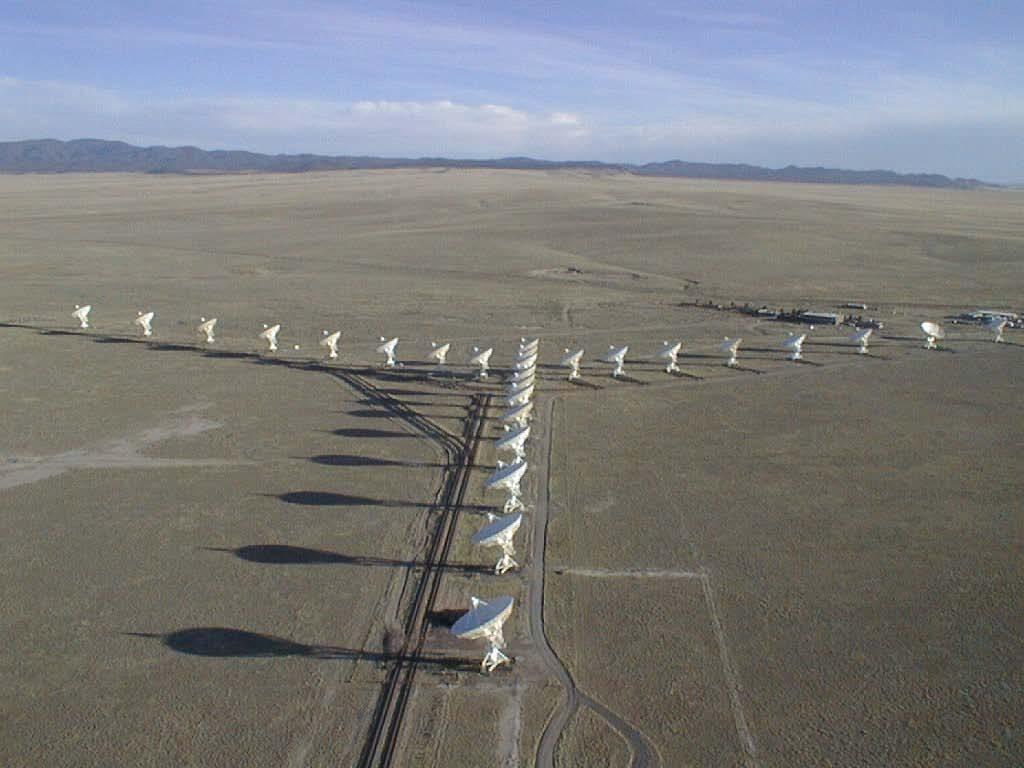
[0, 170, 1021, 767]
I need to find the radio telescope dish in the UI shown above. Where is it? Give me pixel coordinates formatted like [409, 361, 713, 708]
[920, 321, 945, 350]
[506, 383, 534, 407]
[376, 336, 399, 367]
[259, 323, 281, 352]
[451, 596, 514, 673]
[197, 317, 218, 344]
[72, 304, 92, 329]
[515, 352, 538, 371]
[849, 327, 873, 354]
[782, 332, 806, 361]
[134, 311, 154, 337]
[984, 316, 1007, 343]
[720, 337, 741, 367]
[601, 345, 628, 377]
[428, 341, 451, 365]
[508, 372, 536, 392]
[469, 346, 494, 379]
[319, 330, 341, 359]
[495, 424, 530, 461]
[511, 365, 536, 385]
[519, 338, 539, 354]
[472, 513, 523, 574]
[656, 340, 682, 373]
[485, 459, 528, 512]
[485, 459, 528, 492]
[559, 348, 584, 380]
[502, 399, 533, 427]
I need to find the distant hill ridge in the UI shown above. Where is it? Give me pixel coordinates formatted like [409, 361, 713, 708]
[0, 138, 988, 189]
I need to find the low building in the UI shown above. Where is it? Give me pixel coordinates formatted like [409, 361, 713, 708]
[798, 311, 843, 325]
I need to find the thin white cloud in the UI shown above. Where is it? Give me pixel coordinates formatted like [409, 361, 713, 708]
[0, 78, 589, 157]
[0, 66, 1021, 179]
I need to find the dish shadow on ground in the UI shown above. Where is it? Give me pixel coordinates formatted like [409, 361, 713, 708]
[126, 627, 473, 669]
[205, 544, 489, 574]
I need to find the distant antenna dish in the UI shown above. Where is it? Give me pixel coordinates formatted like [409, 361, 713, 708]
[515, 351, 538, 371]
[502, 399, 533, 427]
[720, 337, 741, 367]
[319, 330, 341, 359]
[984, 316, 1007, 343]
[485, 459, 528, 512]
[72, 304, 91, 329]
[197, 317, 217, 344]
[920, 321, 945, 350]
[782, 332, 807, 361]
[559, 348, 584, 380]
[472, 513, 523, 574]
[519, 338, 539, 353]
[849, 327, 873, 354]
[508, 369, 536, 388]
[469, 346, 494, 379]
[656, 340, 682, 373]
[513, 365, 537, 383]
[451, 596, 514, 673]
[495, 423, 530, 462]
[601, 345, 628, 377]
[134, 310, 154, 337]
[259, 323, 281, 352]
[506, 383, 534, 407]
[376, 336, 399, 367]
[428, 341, 451, 365]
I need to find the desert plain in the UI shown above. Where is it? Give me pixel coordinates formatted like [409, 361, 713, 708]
[0, 169, 1022, 767]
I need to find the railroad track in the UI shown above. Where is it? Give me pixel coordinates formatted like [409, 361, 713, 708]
[334, 371, 490, 768]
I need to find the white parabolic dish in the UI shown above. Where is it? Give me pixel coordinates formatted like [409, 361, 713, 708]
[503, 400, 533, 423]
[850, 328, 873, 343]
[507, 385, 534, 406]
[921, 321, 945, 339]
[485, 460, 528, 491]
[602, 345, 628, 363]
[452, 596, 515, 641]
[508, 372, 535, 391]
[657, 341, 681, 359]
[469, 347, 493, 365]
[560, 348, 584, 366]
[471, 513, 523, 547]
[377, 337, 399, 354]
[782, 333, 806, 351]
[429, 342, 451, 360]
[720, 337, 741, 353]
[495, 424, 530, 450]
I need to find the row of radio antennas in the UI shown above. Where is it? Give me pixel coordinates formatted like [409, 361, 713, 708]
[70, 307, 1003, 372]
[460, 338, 538, 671]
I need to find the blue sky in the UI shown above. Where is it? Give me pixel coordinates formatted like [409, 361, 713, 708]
[1, 0, 1022, 180]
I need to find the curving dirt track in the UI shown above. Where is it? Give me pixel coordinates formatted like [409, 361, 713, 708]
[530, 396, 660, 768]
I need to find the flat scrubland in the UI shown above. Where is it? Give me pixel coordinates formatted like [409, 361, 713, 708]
[0, 170, 1022, 767]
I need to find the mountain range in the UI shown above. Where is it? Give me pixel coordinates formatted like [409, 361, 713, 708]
[0, 138, 988, 189]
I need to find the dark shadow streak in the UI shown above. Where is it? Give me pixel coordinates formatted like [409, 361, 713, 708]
[568, 379, 603, 390]
[306, 454, 432, 468]
[205, 544, 489, 574]
[331, 428, 413, 439]
[268, 491, 493, 512]
[125, 627, 472, 669]
[270, 491, 429, 508]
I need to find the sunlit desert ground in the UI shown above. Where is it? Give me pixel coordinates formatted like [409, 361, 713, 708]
[0, 170, 1021, 767]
